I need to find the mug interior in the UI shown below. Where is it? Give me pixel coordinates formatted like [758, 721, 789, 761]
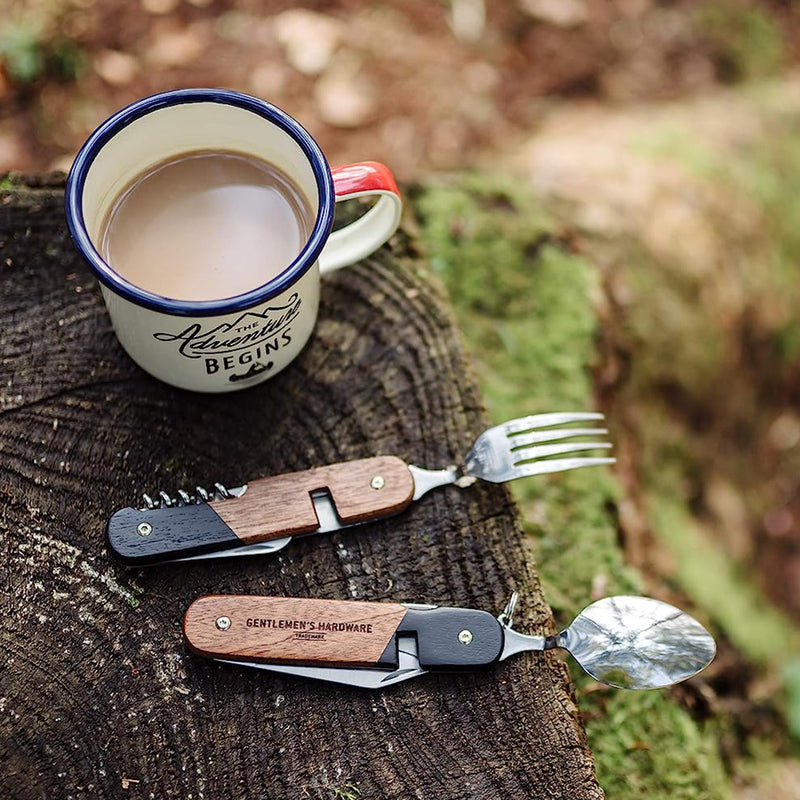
[68, 91, 333, 315]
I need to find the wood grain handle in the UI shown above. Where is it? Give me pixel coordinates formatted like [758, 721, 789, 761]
[184, 595, 408, 668]
[106, 455, 415, 565]
[210, 456, 415, 544]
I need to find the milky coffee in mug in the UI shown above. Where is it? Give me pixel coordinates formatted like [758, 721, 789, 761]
[99, 150, 315, 302]
[65, 89, 403, 393]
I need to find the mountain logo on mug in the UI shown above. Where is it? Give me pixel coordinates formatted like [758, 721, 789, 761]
[152, 294, 300, 377]
[152, 293, 301, 358]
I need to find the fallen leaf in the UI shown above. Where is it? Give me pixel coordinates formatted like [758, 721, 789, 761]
[314, 55, 375, 128]
[518, 0, 588, 27]
[145, 24, 209, 68]
[94, 50, 140, 86]
[274, 9, 342, 76]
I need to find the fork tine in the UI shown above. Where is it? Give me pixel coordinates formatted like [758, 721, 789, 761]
[508, 427, 608, 448]
[510, 457, 616, 478]
[501, 412, 604, 436]
[512, 442, 612, 463]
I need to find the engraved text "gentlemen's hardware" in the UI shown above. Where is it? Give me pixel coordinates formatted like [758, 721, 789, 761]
[245, 618, 375, 633]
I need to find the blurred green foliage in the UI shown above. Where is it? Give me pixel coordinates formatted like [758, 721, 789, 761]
[0, 13, 83, 84]
[415, 174, 729, 799]
[0, 20, 46, 82]
[651, 499, 798, 669]
[698, 2, 784, 81]
[786, 659, 800, 741]
[628, 111, 800, 757]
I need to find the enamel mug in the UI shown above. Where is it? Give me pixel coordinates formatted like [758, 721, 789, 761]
[65, 89, 402, 392]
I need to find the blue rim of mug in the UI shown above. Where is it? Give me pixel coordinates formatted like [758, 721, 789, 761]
[65, 88, 335, 317]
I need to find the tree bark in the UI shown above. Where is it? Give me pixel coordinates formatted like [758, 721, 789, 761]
[0, 175, 602, 800]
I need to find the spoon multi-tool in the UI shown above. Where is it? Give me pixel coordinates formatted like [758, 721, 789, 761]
[183, 593, 715, 690]
[107, 412, 614, 565]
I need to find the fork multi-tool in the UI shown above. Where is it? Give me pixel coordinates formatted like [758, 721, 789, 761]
[183, 592, 715, 691]
[107, 412, 614, 565]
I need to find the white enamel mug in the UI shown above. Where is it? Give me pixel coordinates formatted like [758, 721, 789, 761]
[65, 89, 402, 392]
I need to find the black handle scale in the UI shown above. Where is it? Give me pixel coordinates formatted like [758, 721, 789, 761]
[106, 503, 240, 566]
[378, 606, 504, 670]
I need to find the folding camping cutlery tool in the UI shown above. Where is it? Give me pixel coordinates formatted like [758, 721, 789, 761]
[106, 409, 717, 693]
[183, 592, 716, 691]
[107, 412, 615, 565]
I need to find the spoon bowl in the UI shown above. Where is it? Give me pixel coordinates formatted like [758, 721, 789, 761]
[560, 596, 716, 689]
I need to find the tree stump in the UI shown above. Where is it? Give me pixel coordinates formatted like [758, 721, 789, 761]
[0, 175, 602, 800]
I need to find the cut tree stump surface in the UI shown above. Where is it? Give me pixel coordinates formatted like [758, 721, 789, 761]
[0, 175, 602, 800]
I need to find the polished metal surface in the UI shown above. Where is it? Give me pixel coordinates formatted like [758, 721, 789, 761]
[560, 595, 716, 689]
[178, 537, 292, 561]
[411, 412, 615, 498]
[217, 636, 425, 690]
[140, 483, 246, 509]
[465, 412, 614, 484]
[309, 490, 344, 533]
[498, 626, 546, 661]
[498, 594, 716, 689]
[408, 464, 460, 500]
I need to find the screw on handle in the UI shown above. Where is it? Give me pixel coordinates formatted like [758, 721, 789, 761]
[106, 503, 242, 566]
[183, 595, 409, 668]
[107, 457, 415, 566]
[209, 456, 415, 542]
[392, 606, 504, 669]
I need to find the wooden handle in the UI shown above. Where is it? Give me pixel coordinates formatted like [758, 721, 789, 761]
[211, 456, 414, 544]
[184, 595, 408, 668]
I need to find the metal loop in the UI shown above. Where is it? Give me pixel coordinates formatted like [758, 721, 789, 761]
[158, 490, 174, 508]
[214, 482, 230, 499]
[177, 489, 191, 505]
[196, 486, 209, 502]
[142, 493, 155, 509]
[498, 591, 519, 629]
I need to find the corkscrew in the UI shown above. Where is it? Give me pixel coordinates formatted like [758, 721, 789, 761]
[139, 483, 246, 510]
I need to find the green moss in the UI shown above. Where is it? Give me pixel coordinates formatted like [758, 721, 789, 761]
[415, 173, 728, 798]
[0, 174, 20, 191]
[698, 2, 784, 82]
[584, 690, 729, 800]
[415, 175, 637, 607]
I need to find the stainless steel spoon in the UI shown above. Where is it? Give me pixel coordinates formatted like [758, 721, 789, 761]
[500, 593, 716, 689]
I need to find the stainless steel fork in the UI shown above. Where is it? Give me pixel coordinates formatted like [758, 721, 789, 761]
[409, 412, 614, 499]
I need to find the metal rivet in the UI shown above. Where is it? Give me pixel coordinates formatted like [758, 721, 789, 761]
[370, 475, 385, 490]
[458, 629, 473, 645]
[136, 522, 152, 537]
[215, 616, 231, 631]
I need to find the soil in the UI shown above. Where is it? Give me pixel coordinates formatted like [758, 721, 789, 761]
[3, 0, 800, 178]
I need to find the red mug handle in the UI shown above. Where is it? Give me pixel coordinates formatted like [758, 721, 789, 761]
[318, 162, 402, 274]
